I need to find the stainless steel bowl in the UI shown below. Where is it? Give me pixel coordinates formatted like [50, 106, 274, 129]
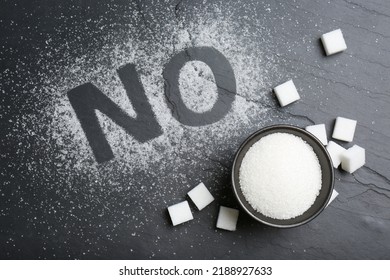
[232, 124, 334, 228]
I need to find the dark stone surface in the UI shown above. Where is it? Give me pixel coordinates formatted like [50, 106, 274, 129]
[0, 0, 389, 259]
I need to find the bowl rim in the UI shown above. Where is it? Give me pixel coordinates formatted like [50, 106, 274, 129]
[231, 124, 335, 228]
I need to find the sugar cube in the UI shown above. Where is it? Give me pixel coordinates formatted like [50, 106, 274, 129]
[326, 141, 347, 168]
[326, 189, 339, 207]
[187, 182, 214, 210]
[340, 145, 365, 173]
[321, 29, 347, 56]
[216, 206, 239, 231]
[273, 79, 300, 107]
[167, 201, 193, 226]
[332, 117, 357, 142]
[306, 124, 328, 145]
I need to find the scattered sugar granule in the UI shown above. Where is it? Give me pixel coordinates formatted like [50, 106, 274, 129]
[273, 79, 300, 107]
[216, 206, 239, 231]
[321, 29, 347, 56]
[239, 132, 322, 220]
[306, 124, 328, 146]
[340, 144, 365, 173]
[326, 141, 347, 168]
[187, 182, 214, 211]
[167, 201, 193, 226]
[332, 116, 357, 142]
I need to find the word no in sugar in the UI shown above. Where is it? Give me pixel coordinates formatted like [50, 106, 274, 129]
[67, 47, 236, 163]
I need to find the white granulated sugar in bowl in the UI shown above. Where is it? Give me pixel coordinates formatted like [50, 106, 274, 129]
[239, 133, 322, 220]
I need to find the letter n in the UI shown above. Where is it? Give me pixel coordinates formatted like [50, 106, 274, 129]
[67, 63, 162, 163]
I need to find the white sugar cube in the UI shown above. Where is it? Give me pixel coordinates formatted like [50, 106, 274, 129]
[332, 117, 357, 142]
[326, 189, 339, 207]
[321, 29, 347, 56]
[340, 145, 365, 173]
[306, 124, 328, 145]
[273, 79, 300, 107]
[167, 201, 193, 226]
[216, 206, 239, 231]
[326, 141, 347, 168]
[187, 182, 214, 210]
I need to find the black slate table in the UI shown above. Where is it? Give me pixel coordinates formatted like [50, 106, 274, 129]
[1, 0, 389, 259]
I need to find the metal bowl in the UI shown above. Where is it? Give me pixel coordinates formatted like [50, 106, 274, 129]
[232, 124, 334, 228]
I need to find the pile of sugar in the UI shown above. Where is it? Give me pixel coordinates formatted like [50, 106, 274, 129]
[239, 133, 322, 219]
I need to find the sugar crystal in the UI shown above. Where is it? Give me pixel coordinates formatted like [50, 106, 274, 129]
[187, 182, 214, 211]
[168, 201, 193, 226]
[216, 206, 239, 231]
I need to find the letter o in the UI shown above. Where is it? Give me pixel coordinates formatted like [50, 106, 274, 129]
[163, 47, 236, 126]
